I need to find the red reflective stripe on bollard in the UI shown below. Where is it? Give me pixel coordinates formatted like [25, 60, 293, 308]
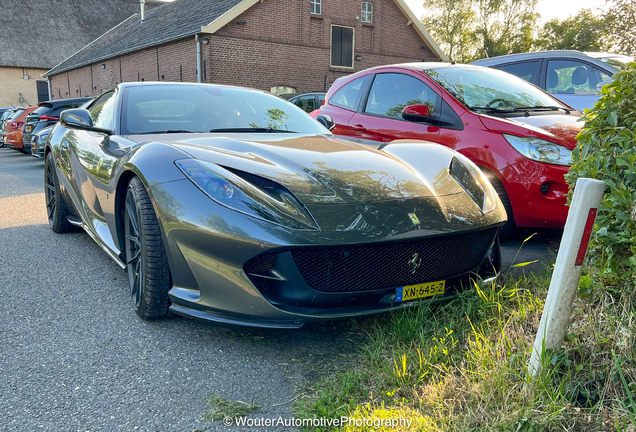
[574, 208, 597, 266]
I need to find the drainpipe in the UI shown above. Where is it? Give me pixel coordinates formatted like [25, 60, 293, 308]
[140, 0, 146, 22]
[195, 34, 202, 83]
[47, 79, 52, 101]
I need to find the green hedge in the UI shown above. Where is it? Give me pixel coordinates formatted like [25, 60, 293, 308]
[565, 64, 636, 285]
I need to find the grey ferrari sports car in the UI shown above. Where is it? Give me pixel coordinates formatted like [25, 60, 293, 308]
[44, 82, 506, 328]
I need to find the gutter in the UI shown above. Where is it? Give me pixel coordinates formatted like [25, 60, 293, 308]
[196, 34, 202, 83]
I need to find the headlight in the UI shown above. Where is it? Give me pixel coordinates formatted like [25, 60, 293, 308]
[449, 153, 497, 213]
[504, 134, 571, 166]
[175, 159, 318, 230]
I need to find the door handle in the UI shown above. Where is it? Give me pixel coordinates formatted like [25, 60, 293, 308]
[351, 124, 366, 132]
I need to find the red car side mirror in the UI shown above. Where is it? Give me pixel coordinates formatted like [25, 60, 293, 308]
[402, 104, 432, 122]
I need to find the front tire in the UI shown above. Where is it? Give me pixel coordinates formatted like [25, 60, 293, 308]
[124, 177, 171, 320]
[45, 152, 75, 233]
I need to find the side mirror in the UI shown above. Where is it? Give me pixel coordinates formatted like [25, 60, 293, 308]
[316, 114, 335, 131]
[402, 104, 432, 122]
[60, 108, 112, 135]
[596, 79, 614, 93]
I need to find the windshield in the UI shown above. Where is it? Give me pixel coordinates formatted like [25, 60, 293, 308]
[426, 67, 568, 112]
[8, 109, 25, 120]
[121, 85, 330, 135]
[32, 104, 53, 116]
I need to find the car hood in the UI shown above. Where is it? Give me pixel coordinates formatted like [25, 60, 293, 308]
[479, 112, 583, 150]
[136, 133, 465, 205]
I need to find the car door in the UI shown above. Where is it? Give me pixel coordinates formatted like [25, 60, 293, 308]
[67, 91, 116, 224]
[347, 72, 442, 144]
[544, 59, 612, 111]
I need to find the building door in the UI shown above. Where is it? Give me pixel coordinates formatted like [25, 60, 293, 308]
[36, 81, 49, 103]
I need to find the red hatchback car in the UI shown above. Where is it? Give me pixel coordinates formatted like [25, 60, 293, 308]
[313, 63, 582, 234]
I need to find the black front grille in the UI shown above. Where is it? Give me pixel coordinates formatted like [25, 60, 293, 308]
[292, 229, 497, 293]
[244, 228, 497, 294]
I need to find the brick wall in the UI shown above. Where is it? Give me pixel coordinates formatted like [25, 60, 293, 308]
[49, 0, 439, 98]
[0, 67, 49, 107]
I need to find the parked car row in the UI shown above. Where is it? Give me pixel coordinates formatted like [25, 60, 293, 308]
[5, 49, 630, 327]
[0, 97, 92, 156]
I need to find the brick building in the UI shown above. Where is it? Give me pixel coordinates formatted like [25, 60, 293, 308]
[0, 0, 161, 107]
[44, 0, 447, 98]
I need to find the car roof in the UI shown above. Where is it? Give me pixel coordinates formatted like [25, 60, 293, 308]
[470, 50, 626, 71]
[39, 97, 93, 106]
[471, 50, 589, 65]
[331, 62, 487, 85]
[280, 91, 324, 100]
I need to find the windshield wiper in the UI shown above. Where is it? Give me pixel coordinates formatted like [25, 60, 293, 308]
[469, 106, 514, 113]
[209, 127, 296, 133]
[512, 106, 571, 114]
[135, 130, 199, 135]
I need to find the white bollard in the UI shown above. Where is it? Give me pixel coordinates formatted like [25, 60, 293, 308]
[527, 178, 606, 378]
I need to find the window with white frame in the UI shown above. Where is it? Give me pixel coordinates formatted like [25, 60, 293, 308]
[361, 2, 373, 23]
[270, 86, 296, 96]
[311, 0, 321, 15]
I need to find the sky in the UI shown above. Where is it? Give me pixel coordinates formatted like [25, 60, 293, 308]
[404, 0, 606, 25]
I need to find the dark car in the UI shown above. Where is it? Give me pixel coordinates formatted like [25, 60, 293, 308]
[44, 82, 506, 327]
[22, 97, 93, 154]
[282, 92, 326, 113]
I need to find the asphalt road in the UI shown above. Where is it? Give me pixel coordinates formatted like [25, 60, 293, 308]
[0, 148, 560, 431]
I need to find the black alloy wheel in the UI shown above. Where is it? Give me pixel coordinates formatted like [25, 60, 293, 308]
[124, 177, 171, 319]
[44, 152, 74, 233]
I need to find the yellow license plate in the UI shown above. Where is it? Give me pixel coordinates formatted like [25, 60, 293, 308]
[26, 126, 32, 132]
[396, 280, 445, 302]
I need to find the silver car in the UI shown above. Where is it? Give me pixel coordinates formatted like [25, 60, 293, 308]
[472, 50, 633, 111]
[30, 125, 53, 158]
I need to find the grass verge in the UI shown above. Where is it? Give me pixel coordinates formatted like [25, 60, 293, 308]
[297, 262, 636, 431]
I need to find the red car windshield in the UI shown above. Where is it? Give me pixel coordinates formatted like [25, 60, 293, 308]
[426, 67, 568, 112]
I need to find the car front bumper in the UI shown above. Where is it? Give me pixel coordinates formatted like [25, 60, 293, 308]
[150, 180, 504, 328]
[30, 136, 46, 158]
[500, 159, 570, 229]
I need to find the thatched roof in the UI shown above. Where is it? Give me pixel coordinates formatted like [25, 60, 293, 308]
[0, 0, 163, 69]
[45, 0, 244, 77]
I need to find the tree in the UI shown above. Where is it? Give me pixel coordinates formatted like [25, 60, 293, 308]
[535, 9, 610, 52]
[604, 0, 636, 55]
[473, 0, 539, 59]
[421, 0, 539, 62]
[420, 0, 476, 63]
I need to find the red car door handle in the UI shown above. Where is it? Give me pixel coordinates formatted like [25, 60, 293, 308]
[351, 124, 366, 132]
